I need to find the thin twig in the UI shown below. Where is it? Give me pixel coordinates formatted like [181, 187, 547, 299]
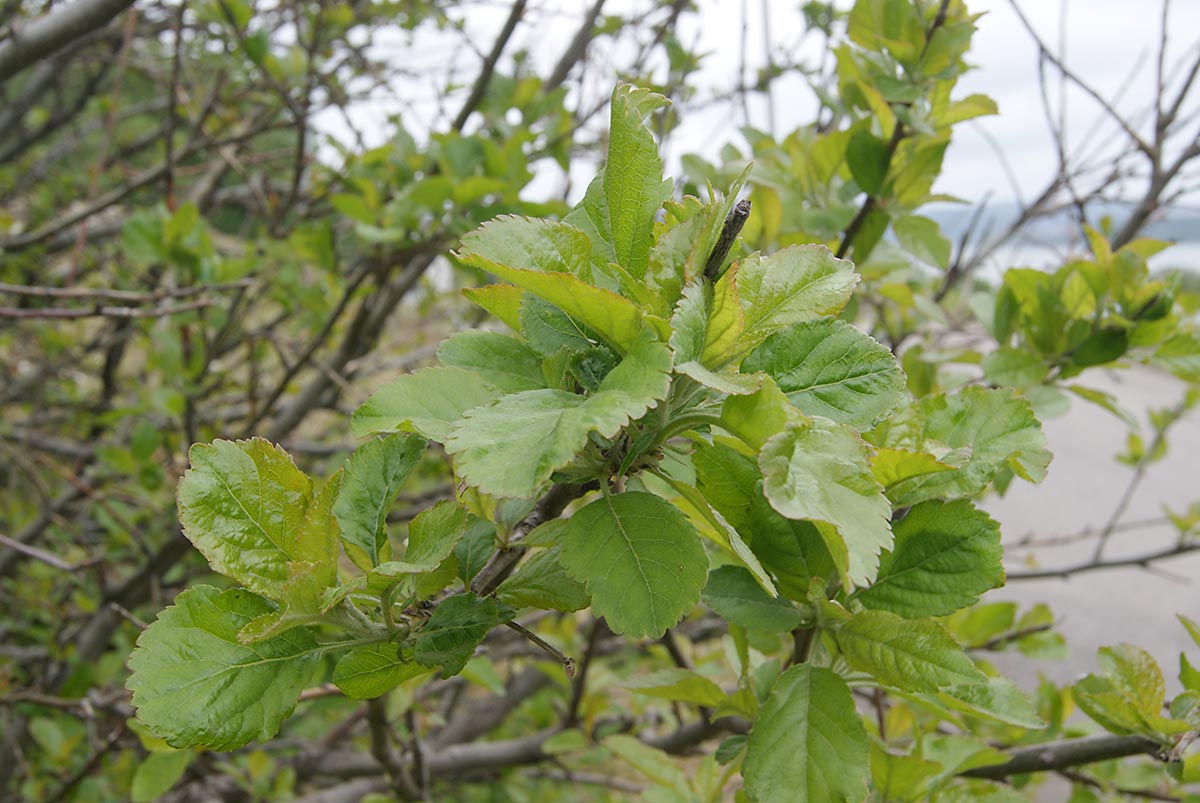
[702, 199, 751, 282]
[505, 621, 575, 678]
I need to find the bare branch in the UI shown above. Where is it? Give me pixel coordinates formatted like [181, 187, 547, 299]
[0, 0, 134, 83]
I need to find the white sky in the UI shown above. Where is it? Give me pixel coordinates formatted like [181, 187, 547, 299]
[319, 1, 1200, 210]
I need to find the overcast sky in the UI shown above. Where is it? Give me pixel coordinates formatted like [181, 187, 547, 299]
[323, 1, 1200, 214]
[664, 0, 1200, 208]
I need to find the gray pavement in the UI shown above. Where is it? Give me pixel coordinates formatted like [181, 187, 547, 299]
[983, 365, 1200, 692]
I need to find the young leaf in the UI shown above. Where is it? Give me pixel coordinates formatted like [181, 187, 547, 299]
[743, 665, 869, 803]
[671, 281, 764, 394]
[602, 84, 672, 279]
[444, 334, 671, 498]
[373, 500, 471, 576]
[127, 586, 319, 750]
[933, 676, 1046, 729]
[238, 560, 328, 643]
[436, 331, 546, 392]
[870, 448, 957, 506]
[729, 245, 859, 359]
[702, 566, 805, 633]
[741, 319, 904, 429]
[759, 419, 892, 587]
[333, 433, 426, 570]
[178, 439, 337, 600]
[351, 367, 502, 440]
[332, 643, 429, 700]
[852, 500, 1004, 619]
[496, 547, 589, 612]
[414, 593, 510, 678]
[837, 610, 987, 693]
[559, 492, 707, 638]
[916, 388, 1051, 498]
[720, 375, 807, 450]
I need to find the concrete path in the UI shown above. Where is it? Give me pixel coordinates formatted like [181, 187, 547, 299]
[983, 366, 1200, 691]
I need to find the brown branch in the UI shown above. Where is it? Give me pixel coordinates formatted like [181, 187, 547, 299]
[1007, 541, 1200, 581]
[702, 199, 751, 281]
[0, 298, 218, 319]
[0, 0, 135, 83]
[542, 0, 606, 94]
[451, 0, 527, 133]
[1005, 0, 1154, 160]
[470, 482, 592, 597]
[959, 734, 1164, 780]
[0, 279, 252, 302]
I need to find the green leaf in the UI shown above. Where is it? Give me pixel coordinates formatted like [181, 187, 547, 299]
[559, 492, 707, 638]
[1071, 327, 1128, 368]
[237, 560, 328, 643]
[934, 676, 1046, 729]
[623, 668, 727, 708]
[720, 375, 807, 450]
[127, 586, 318, 750]
[444, 334, 671, 498]
[131, 749, 193, 802]
[847, 129, 891, 195]
[332, 643, 429, 699]
[702, 566, 804, 633]
[603, 84, 672, 278]
[463, 283, 524, 331]
[848, 0, 924, 64]
[743, 665, 869, 803]
[870, 448, 958, 506]
[1154, 331, 1200, 383]
[693, 441, 837, 600]
[415, 593, 509, 678]
[917, 388, 1051, 498]
[605, 734, 693, 796]
[178, 439, 336, 599]
[457, 215, 593, 279]
[520, 295, 602, 357]
[373, 500, 470, 575]
[893, 215, 951, 269]
[352, 367, 502, 441]
[981, 347, 1048, 388]
[563, 171, 616, 278]
[837, 610, 987, 692]
[658, 475, 777, 596]
[1071, 644, 1188, 739]
[651, 165, 752, 303]
[869, 742, 941, 803]
[671, 281, 764, 394]
[333, 433, 426, 570]
[496, 547, 589, 612]
[436, 331, 546, 392]
[759, 419, 892, 587]
[729, 245, 860, 359]
[454, 518, 497, 585]
[742, 319, 904, 429]
[853, 500, 1004, 618]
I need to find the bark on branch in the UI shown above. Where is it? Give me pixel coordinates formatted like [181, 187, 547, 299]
[0, 0, 135, 83]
